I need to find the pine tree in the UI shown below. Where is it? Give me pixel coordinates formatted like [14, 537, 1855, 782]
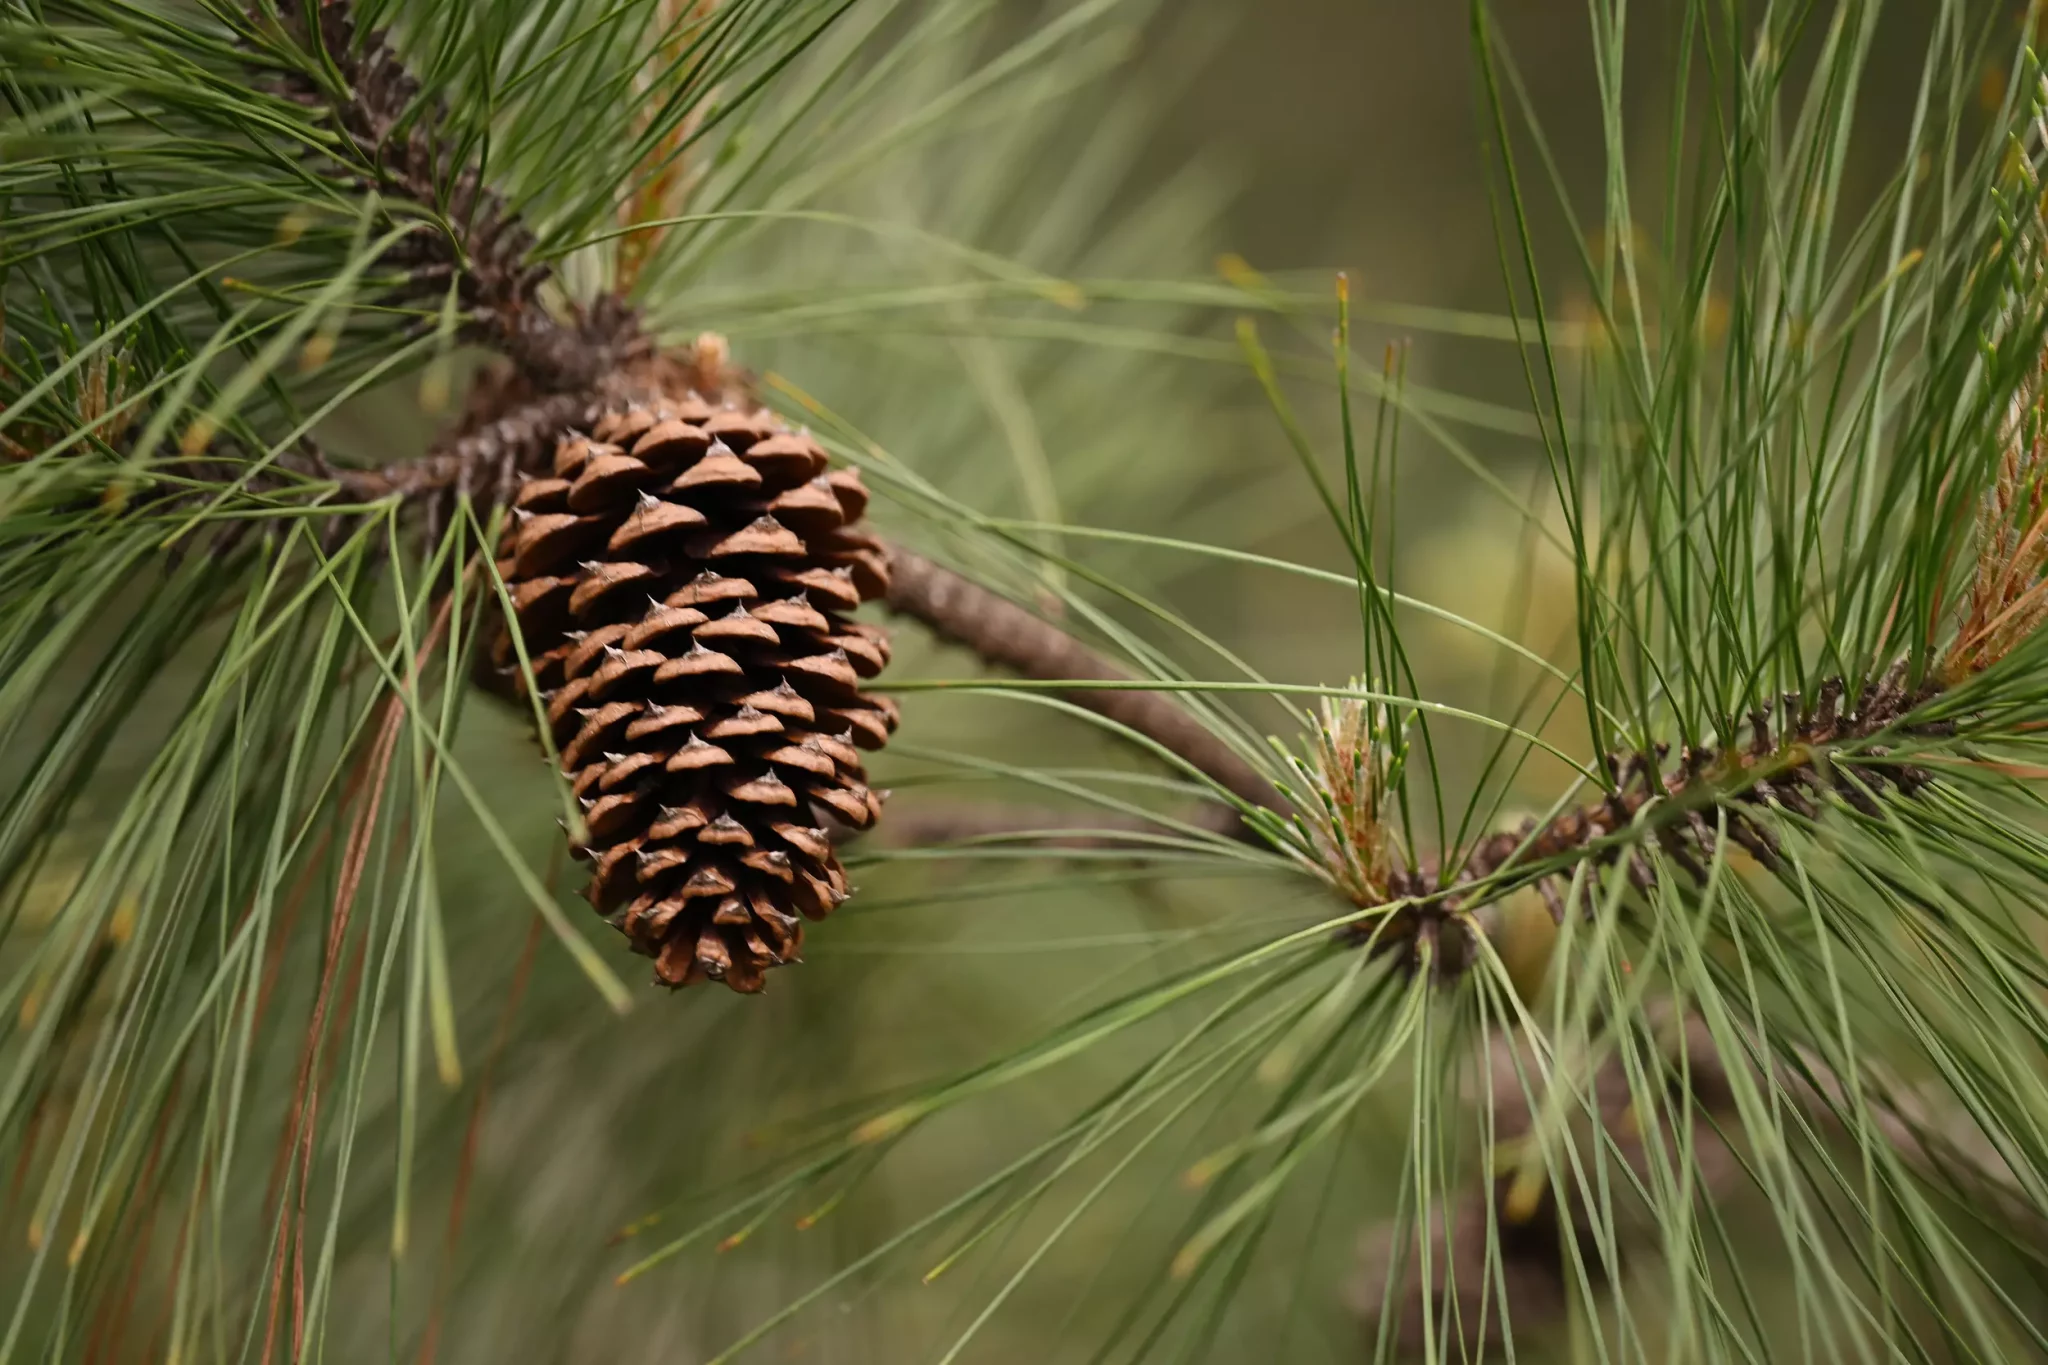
[6, 1, 2048, 1362]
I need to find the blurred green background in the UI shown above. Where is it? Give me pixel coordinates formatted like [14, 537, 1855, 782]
[12, 2, 1997, 1361]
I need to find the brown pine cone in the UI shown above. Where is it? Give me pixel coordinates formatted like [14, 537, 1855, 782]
[487, 391, 897, 992]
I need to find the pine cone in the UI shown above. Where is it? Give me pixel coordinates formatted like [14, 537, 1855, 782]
[488, 391, 897, 992]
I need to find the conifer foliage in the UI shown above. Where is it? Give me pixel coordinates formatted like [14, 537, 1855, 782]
[13, 0, 2048, 1362]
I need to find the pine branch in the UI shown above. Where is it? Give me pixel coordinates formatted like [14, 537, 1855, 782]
[1438, 666, 1944, 908]
[320, 386, 606, 542]
[882, 546, 1291, 829]
[875, 801, 1232, 848]
[255, 1, 644, 390]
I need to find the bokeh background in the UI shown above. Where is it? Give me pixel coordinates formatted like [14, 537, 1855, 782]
[15, 2, 1997, 1361]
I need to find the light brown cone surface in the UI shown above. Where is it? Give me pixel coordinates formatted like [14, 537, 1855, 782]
[488, 392, 896, 992]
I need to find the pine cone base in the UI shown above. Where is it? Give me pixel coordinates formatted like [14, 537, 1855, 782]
[490, 391, 896, 992]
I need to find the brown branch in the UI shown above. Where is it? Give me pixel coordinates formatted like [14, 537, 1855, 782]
[255, 2, 642, 391]
[874, 802, 1225, 850]
[1455, 670, 1938, 891]
[259, 678, 405, 1365]
[260, 588, 458, 1365]
[882, 547, 1289, 834]
[1349, 666, 1953, 979]
[317, 386, 605, 540]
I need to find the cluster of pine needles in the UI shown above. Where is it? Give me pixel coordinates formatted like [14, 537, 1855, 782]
[10, 1, 2048, 1363]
